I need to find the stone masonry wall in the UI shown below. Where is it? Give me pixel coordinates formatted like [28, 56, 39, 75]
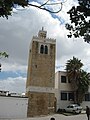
[26, 35, 56, 117]
[27, 92, 55, 117]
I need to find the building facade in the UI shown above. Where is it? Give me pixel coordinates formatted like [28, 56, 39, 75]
[55, 71, 90, 111]
[26, 28, 56, 116]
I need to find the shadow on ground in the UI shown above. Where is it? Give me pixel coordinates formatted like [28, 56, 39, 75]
[56, 109, 86, 116]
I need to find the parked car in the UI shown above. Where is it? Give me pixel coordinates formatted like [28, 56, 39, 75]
[64, 104, 82, 114]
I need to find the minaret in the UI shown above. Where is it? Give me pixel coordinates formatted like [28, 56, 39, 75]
[26, 28, 56, 117]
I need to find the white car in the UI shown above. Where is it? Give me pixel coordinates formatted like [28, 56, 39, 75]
[64, 104, 82, 114]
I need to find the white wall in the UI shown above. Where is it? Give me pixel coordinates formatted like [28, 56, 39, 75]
[81, 102, 90, 109]
[55, 71, 74, 111]
[0, 96, 28, 119]
[55, 88, 74, 111]
[55, 71, 90, 111]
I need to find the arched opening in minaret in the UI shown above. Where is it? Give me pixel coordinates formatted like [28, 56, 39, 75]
[40, 45, 44, 54]
[45, 45, 48, 54]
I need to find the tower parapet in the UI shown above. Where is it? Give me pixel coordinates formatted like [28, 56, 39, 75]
[32, 27, 56, 44]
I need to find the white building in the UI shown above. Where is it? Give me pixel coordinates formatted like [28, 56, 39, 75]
[55, 71, 90, 111]
[0, 90, 9, 96]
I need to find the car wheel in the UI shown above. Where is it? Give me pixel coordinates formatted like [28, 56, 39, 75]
[79, 111, 81, 114]
[63, 109, 66, 112]
[73, 110, 76, 114]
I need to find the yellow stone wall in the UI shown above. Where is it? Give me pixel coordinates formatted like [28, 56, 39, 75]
[27, 92, 55, 117]
[26, 30, 56, 117]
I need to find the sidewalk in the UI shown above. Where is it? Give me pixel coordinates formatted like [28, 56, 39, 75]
[0, 113, 87, 120]
[0, 110, 86, 120]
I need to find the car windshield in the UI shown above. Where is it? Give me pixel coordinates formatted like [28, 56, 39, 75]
[69, 104, 79, 107]
[67, 105, 73, 108]
[73, 104, 78, 107]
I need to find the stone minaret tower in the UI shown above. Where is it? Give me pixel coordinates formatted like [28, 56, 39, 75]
[26, 28, 56, 117]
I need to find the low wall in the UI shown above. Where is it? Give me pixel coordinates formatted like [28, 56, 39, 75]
[0, 96, 28, 118]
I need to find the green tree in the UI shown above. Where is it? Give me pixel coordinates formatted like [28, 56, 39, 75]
[66, 56, 83, 103]
[0, 0, 65, 19]
[77, 70, 90, 103]
[0, 52, 9, 72]
[65, 0, 90, 43]
[0, 52, 9, 59]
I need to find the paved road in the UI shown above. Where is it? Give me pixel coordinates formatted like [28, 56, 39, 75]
[26, 114, 87, 120]
[0, 114, 87, 120]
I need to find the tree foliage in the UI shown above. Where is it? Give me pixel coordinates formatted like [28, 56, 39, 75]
[0, 0, 28, 19]
[66, 56, 90, 103]
[0, 0, 65, 19]
[77, 70, 90, 102]
[0, 52, 9, 59]
[0, 52, 9, 72]
[65, 0, 90, 43]
[66, 56, 83, 84]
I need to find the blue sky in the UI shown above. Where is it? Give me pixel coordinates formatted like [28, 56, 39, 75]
[0, 71, 26, 80]
[0, 0, 90, 93]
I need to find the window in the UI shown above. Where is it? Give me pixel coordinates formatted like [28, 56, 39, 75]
[61, 92, 74, 101]
[40, 44, 49, 54]
[45, 45, 48, 54]
[61, 76, 66, 83]
[61, 92, 67, 100]
[40, 45, 44, 54]
[68, 92, 74, 101]
[85, 93, 90, 101]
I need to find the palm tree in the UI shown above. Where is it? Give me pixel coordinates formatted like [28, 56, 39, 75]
[66, 56, 83, 103]
[77, 70, 90, 103]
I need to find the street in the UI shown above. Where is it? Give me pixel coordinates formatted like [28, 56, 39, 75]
[0, 113, 87, 120]
[27, 114, 87, 120]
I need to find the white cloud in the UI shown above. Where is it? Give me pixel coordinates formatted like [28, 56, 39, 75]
[0, 0, 90, 92]
[0, 77, 26, 93]
[2, 62, 27, 73]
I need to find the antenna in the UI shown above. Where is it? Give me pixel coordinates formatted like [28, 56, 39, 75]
[42, 27, 44, 31]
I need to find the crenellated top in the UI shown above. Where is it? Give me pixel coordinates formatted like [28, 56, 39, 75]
[33, 36, 56, 44]
[32, 27, 56, 44]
